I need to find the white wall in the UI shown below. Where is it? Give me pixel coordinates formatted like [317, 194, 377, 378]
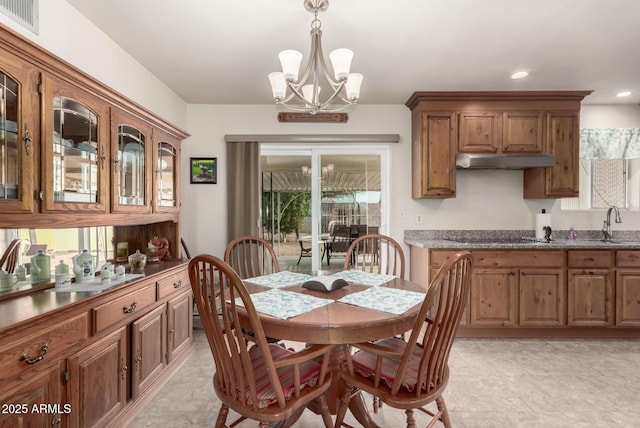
[181, 104, 411, 257]
[0, 0, 187, 128]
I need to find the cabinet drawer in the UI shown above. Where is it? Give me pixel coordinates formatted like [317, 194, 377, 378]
[0, 313, 88, 384]
[429, 250, 457, 268]
[157, 269, 189, 300]
[474, 250, 565, 267]
[92, 284, 156, 334]
[568, 250, 612, 268]
[616, 251, 640, 268]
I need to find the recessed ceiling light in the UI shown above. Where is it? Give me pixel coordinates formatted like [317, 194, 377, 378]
[510, 71, 529, 80]
[617, 91, 632, 97]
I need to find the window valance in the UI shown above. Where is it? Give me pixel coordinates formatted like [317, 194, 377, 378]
[580, 128, 640, 159]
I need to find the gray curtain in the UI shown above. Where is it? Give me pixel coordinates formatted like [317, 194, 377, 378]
[226, 142, 260, 242]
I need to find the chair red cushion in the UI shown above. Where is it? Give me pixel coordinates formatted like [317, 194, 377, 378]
[243, 344, 323, 409]
[350, 337, 424, 392]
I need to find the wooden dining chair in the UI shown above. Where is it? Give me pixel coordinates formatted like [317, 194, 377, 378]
[343, 233, 405, 279]
[0, 239, 21, 274]
[344, 232, 406, 412]
[224, 235, 280, 279]
[334, 251, 473, 428]
[188, 254, 334, 428]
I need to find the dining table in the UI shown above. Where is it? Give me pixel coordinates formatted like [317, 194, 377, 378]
[240, 270, 428, 428]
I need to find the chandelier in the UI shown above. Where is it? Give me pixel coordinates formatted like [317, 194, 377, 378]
[268, 0, 363, 115]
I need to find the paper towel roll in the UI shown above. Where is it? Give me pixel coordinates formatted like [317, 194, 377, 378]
[535, 212, 551, 240]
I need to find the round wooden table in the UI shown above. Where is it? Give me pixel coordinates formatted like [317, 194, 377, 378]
[242, 276, 427, 428]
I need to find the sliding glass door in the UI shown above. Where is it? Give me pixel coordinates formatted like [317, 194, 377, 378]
[261, 145, 387, 272]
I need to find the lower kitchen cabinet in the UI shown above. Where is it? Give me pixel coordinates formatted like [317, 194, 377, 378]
[568, 269, 612, 326]
[616, 270, 640, 327]
[67, 327, 128, 428]
[414, 246, 640, 337]
[519, 268, 565, 326]
[470, 268, 517, 326]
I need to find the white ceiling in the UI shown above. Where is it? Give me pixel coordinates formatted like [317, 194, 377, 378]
[66, 0, 640, 106]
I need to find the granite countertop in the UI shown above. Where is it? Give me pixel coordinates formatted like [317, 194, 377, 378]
[404, 230, 640, 249]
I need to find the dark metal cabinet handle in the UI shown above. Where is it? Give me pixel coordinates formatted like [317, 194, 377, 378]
[20, 343, 49, 365]
[23, 124, 32, 156]
[100, 147, 106, 169]
[135, 351, 142, 370]
[122, 302, 137, 314]
[173, 280, 182, 289]
[121, 358, 127, 380]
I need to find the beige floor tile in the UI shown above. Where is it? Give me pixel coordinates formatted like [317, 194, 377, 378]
[126, 331, 640, 427]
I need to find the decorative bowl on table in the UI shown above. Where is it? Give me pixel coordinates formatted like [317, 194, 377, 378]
[128, 250, 147, 273]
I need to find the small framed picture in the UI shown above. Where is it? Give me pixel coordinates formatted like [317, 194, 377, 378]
[190, 157, 217, 184]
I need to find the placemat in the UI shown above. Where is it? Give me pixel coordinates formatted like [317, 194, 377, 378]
[235, 288, 333, 319]
[244, 271, 313, 288]
[337, 286, 425, 315]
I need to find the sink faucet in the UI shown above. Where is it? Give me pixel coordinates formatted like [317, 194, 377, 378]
[602, 205, 622, 241]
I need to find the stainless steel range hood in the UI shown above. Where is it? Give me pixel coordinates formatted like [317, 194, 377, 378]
[456, 153, 555, 169]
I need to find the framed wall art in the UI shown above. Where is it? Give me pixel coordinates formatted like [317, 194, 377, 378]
[190, 157, 217, 184]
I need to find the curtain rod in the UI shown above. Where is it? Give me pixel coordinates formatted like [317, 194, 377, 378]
[224, 134, 400, 143]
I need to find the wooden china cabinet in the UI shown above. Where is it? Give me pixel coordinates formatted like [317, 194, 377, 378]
[0, 23, 193, 428]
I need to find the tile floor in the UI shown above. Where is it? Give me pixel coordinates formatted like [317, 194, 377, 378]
[126, 329, 640, 427]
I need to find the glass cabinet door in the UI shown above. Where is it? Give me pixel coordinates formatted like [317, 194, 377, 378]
[0, 51, 38, 214]
[111, 108, 151, 213]
[42, 75, 108, 213]
[153, 129, 180, 213]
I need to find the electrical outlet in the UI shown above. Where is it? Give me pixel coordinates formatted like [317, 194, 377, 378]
[399, 210, 405, 219]
[416, 214, 423, 224]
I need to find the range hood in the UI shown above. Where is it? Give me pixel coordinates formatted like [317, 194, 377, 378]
[456, 153, 555, 169]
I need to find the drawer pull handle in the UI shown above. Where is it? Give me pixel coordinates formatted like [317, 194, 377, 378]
[123, 302, 137, 314]
[121, 358, 127, 380]
[20, 343, 48, 365]
[173, 280, 182, 289]
[588, 257, 595, 261]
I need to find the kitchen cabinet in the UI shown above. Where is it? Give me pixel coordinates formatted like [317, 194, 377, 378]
[458, 110, 543, 153]
[41, 74, 110, 213]
[567, 250, 613, 326]
[0, 49, 39, 214]
[67, 327, 128, 428]
[405, 91, 591, 200]
[615, 250, 640, 327]
[410, 110, 456, 198]
[412, 245, 640, 337]
[518, 268, 565, 326]
[470, 268, 518, 326]
[524, 111, 580, 198]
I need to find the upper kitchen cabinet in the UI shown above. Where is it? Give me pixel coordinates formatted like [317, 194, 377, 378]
[410, 109, 456, 198]
[458, 110, 543, 153]
[41, 75, 110, 213]
[111, 109, 152, 214]
[152, 128, 180, 214]
[406, 91, 592, 199]
[523, 111, 580, 198]
[0, 49, 39, 214]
